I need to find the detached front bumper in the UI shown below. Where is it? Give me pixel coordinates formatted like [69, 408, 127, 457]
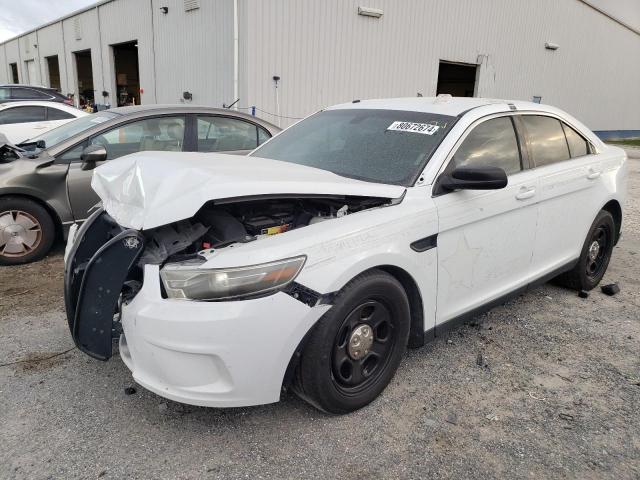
[120, 265, 329, 407]
[64, 210, 330, 407]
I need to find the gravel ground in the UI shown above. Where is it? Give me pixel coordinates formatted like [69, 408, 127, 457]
[1, 156, 639, 480]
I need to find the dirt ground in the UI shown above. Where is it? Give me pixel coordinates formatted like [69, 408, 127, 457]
[1, 157, 639, 480]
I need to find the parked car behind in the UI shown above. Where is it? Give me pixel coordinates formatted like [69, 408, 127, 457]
[64, 97, 627, 414]
[0, 101, 87, 143]
[0, 84, 72, 105]
[0, 105, 279, 265]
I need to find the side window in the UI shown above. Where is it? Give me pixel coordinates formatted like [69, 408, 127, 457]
[452, 116, 522, 175]
[197, 116, 262, 152]
[0, 106, 46, 125]
[11, 87, 48, 100]
[0, 88, 10, 100]
[521, 115, 570, 167]
[47, 107, 75, 121]
[258, 127, 271, 146]
[57, 142, 87, 162]
[562, 123, 589, 158]
[90, 116, 185, 160]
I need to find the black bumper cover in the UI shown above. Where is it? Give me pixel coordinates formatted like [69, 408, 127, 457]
[64, 210, 144, 361]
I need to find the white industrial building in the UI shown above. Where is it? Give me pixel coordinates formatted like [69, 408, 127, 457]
[0, 0, 638, 136]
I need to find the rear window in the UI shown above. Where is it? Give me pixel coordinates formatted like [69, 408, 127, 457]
[521, 115, 570, 167]
[252, 109, 456, 186]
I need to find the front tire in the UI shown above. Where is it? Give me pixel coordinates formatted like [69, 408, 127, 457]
[555, 209, 615, 291]
[292, 269, 410, 414]
[0, 196, 55, 266]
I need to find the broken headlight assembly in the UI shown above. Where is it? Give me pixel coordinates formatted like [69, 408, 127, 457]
[159, 256, 306, 300]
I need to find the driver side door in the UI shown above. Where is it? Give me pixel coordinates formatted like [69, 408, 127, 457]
[433, 114, 539, 325]
[65, 115, 186, 221]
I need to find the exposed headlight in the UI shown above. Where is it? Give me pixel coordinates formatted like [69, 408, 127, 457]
[160, 256, 306, 300]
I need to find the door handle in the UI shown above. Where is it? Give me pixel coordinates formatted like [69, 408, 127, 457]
[587, 168, 601, 180]
[515, 186, 536, 200]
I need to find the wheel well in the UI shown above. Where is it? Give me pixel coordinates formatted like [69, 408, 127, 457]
[0, 194, 63, 241]
[376, 265, 425, 348]
[281, 265, 426, 391]
[602, 200, 622, 244]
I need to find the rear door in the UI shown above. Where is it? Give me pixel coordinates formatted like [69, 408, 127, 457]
[521, 114, 604, 277]
[433, 114, 539, 323]
[66, 115, 186, 220]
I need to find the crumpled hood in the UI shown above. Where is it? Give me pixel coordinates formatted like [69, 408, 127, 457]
[91, 152, 405, 230]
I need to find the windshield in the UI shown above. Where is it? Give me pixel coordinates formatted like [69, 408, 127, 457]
[26, 112, 118, 149]
[251, 109, 456, 186]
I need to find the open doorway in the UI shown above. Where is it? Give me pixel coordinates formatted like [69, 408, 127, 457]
[9, 63, 19, 83]
[112, 41, 140, 106]
[46, 55, 61, 91]
[436, 61, 477, 97]
[74, 49, 94, 108]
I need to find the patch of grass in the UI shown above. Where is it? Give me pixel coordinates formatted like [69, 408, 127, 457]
[606, 139, 640, 147]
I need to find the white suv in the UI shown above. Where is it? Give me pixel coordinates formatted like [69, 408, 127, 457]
[64, 97, 627, 414]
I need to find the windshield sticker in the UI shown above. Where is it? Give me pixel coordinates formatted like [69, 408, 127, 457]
[387, 121, 440, 135]
[90, 116, 111, 124]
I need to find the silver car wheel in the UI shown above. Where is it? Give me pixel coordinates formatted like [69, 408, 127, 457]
[0, 210, 43, 258]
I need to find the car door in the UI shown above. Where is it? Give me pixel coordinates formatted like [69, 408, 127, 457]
[0, 105, 47, 143]
[520, 115, 604, 277]
[433, 114, 539, 323]
[65, 115, 186, 221]
[194, 115, 271, 155]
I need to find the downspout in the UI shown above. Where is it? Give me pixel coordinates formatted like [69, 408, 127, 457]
[233, 0, 238, 110]
[149, 0, 158, 103]
[3, 44, 8, 83]
[96, 5, 106, 108]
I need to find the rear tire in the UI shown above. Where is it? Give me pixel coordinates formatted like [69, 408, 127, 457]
[554, 210, 615, 291]
[292, 269, 410, 414]
[0, 196, 55, 266]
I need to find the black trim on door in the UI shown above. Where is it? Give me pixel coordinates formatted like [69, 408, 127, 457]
[183, 113, 197, 152]
[511, 115, 532, 170]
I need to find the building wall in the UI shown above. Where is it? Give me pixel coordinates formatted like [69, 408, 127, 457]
[36, 22, 69, 92]
[98, 0, 156, 104]
[150, 0, 234, 106]
[0, 0, 637, 133]
[4, 39, 21, 83]
[241, 0, 640, 131]
[60, 7, 104, 102]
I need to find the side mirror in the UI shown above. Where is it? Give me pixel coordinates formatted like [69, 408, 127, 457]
[439, 165, 508, 191]
[80, 144, 107, 171]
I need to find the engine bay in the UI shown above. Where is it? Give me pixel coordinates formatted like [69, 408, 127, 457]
[138, 195, 391, 266]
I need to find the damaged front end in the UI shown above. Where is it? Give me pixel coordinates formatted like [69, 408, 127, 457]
[64, 209, 144, 360]
[65, 194, 393, 360]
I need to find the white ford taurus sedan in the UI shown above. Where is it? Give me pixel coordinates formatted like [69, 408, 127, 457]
[64, 97, 627, 414]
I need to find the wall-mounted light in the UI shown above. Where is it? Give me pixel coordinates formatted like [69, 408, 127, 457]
[544, 42, 559, 51]
[183, 91, 193, 101]
[358, 6, 383, 18]
[160, 6, 168, 14]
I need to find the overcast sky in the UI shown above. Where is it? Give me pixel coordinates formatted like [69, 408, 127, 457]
[0, 0, 96, 42]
